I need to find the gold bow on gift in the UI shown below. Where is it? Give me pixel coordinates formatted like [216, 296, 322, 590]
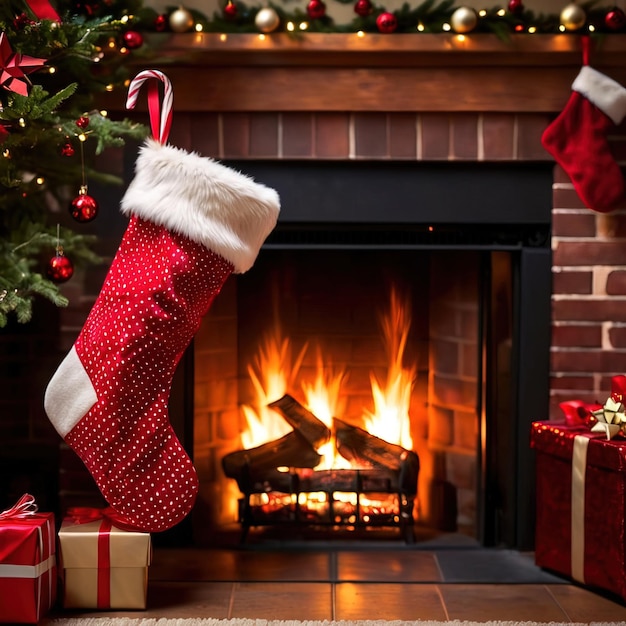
[591, 395, 626, 439]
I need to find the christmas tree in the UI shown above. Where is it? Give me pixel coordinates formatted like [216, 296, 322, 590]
[0, 0, 152, 327]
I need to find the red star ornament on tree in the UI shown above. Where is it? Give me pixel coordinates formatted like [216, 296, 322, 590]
[0, 32, 47, 97]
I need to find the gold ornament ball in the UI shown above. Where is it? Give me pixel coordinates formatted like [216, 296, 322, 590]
[255, 7, 281, 33]
[169, 6, 195, 32]
[560, 2, 586, 31]
[450, 6, 478, 33]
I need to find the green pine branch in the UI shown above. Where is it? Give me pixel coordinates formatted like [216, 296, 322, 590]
[0, 1, 150, 326]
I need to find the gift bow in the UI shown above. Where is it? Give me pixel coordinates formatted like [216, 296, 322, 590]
[0, 493, 38, 519]
[0, 32, 47, 97]
[65, 505, 140, 531]
[66, 506, 113, 525]
[559, 400, 601, 428]
[591, 374, 626, 440]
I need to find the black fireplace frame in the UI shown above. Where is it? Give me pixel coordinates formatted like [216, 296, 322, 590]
[158, 159, 552, 550]
[223, 160, 552, 551]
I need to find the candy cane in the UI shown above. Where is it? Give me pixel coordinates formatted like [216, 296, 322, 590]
[126, 70, 173, 145]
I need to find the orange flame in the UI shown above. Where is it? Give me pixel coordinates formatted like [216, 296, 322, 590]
[301, 348, 350, 469]
[363, 286, 415, 449]
[241, 287, 415, 460]
[240, 322, 307, 449]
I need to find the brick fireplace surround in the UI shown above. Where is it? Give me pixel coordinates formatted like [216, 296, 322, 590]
[4, 33, 626, 551]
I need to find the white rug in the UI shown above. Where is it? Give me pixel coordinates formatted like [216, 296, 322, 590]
[46, 617, 624, 626]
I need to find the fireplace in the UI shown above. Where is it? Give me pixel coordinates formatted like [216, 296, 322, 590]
[57, 32, 626, 551]
[187, 157, 552, 549]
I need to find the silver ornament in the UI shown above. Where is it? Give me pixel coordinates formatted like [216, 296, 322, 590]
[169, 6, 195, 33]
[450, 7, 478, 33]
[255, 7, 281, 33]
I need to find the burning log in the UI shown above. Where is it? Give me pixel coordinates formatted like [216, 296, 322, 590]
[268, 394, 331, 448]
[335, 417, 418, 474]
[222, 431, 322, 491]
[222, 395, 419, 543]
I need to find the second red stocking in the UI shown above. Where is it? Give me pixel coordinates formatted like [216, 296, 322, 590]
[542, 65, 626, 213]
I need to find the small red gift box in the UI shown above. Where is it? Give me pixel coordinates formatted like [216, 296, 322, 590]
[0, 494, 57, 623]
[531, 420, 626, 601]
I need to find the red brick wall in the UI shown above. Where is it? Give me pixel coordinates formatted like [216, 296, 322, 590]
[169, 111, 549, 161]
[550, 120, 626, 414]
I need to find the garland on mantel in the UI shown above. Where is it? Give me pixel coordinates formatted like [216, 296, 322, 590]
[147, 0, 626, 37]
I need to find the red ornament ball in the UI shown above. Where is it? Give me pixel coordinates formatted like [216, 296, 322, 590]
[61, 142, 75, 157]
[13, 13, 34, 29]
[354, 0, 372, 17]
[605, 8, 626, 30]
[47, 254, 74, 283]
[70, 191, 99, 223]
[307, 0, 326, 20]
[154, 14, 168, 31]
[122, 30, 144, 49]
[508, 0, 524, 15]
[376, 11, 398, 33]
[224, 1, 238, 19]
[76, 116, 89, 130]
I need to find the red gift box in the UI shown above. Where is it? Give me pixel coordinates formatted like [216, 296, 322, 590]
[0, 494, 57, 623]
[531, 420, 626, 601]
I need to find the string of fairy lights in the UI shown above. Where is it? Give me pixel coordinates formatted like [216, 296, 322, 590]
[152, 1, 626, 36]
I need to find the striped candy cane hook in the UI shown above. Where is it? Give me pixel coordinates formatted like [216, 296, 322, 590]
[126, 70, 173, 145]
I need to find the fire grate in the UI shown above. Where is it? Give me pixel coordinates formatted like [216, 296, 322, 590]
[223, 395, 420, 543]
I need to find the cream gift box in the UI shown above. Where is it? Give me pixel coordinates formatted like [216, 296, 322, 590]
[58, 510, 151, 609]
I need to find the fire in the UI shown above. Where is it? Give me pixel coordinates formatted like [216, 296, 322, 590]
[301, 348, 350, 469]
[241, 287, 415, 461]
[240, 323, 307, 449]
[362, 287, 415, 450]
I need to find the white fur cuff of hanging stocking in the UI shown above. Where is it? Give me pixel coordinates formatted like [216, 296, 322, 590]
[121, 138, 281, 274]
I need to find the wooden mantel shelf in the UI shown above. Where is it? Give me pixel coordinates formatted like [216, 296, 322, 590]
[108, 33, 626, 113]
[143, 32, 626, 67]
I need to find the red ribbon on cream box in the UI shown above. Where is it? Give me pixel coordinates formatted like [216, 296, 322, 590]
[0, 494, 57, 624]
[58, 507, 151, 609]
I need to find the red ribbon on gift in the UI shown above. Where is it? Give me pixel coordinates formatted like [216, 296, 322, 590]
[559, 400, 601, 428]
[65, 506, 131, 609]
[25, 0, 61, 22]
[0, 493, 38, 519]
[610, 375, 626, 404]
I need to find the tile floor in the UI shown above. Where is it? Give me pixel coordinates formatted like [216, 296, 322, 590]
[45, 534, 626, 623]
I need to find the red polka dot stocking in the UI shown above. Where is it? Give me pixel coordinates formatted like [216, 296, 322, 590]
[44, 137, 280, 532]
[542, 65, 626, 213]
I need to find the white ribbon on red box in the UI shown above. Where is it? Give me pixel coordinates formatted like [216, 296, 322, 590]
[0, 555, 56, 579]
[571, 434, 591, 583]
